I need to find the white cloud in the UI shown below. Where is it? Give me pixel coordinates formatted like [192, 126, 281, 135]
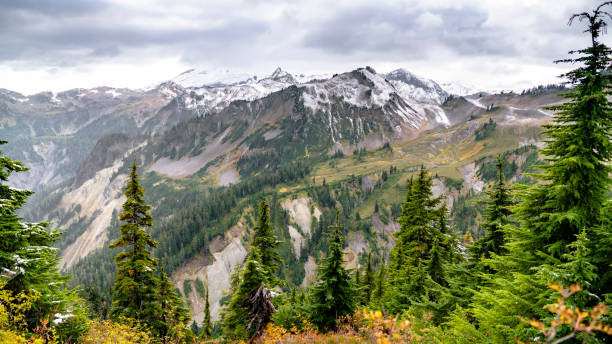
[0, 0, 603, 94]
[416, 12, 443, 28]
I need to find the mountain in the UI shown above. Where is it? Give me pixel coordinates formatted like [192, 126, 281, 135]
[439, 81, 479, 97]
[385, 68, 448, 104]
[172, 68, 257, 88]
[0, 85, 190, 192]
[1, 66, 566, 325]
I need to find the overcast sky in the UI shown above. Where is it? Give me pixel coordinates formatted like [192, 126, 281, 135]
[0, 0, 604, 95]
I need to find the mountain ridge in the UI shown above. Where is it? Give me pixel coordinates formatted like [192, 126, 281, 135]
[1, 64, 567, 324]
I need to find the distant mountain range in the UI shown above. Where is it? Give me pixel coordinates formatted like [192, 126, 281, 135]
[0, 66, 473, 192]
[0, 65, 564, 324]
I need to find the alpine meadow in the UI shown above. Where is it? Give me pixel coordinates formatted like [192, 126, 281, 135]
[0, 1, 611, 343]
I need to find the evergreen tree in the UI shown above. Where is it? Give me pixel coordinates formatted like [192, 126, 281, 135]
[109, 163, 160, 326]
[199, 279, 213, 339]
[0, 140, 84, 337]
[470, 157, 513, 265]
[471, 3, 612, 341]
[353, 266, 362, 305]
[427, 237, 445, 286]
[362, 253, 375, 304]
[310, 212, 357, 330]
[157, 265, 191, 343]
[222, 199, 284, 339]
[538, 229, 599, 307]
[252, 199, 282, 286]
[370, 262, 385, 308]
[382, 167, 447, 314]
[396, 168, 442, 268]
[222, 249, 268, 339]
[445, 158, 512, 315]
[437, 203, 460, 264]
[386, 177, 413, 286]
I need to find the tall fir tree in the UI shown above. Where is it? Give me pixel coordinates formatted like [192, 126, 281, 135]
[386, 176, 413, 285]
[370, 262, 385, 308]
[310, 212, 357, 330]
[222, 199, 284, 339]
[471, 3, 612, 342]
[252, 199, 282, 286]
[362, 253, 375, 305]
[382, 167, 448, 314]
[427, 237, 445, 286]
[222, 248, 268, 339]
[109, 163, 160, 326]
[157, 265, 191, 343]
[444, 158, 513, 316]
[469, 157, 513, 266]
[199, 279, 213, 339]
[0, 140, 85, 338]
[353, 266, 363, 305]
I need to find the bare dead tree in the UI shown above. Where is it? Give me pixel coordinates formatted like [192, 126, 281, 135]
[568, 1, 612, 47]
[245, 282, 277, 342]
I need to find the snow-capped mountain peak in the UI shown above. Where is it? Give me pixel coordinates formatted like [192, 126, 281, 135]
[264, 67, 297, 84]
[439, 81, 478, 97]
[269, 67, 289, 79]
[172, 68, 256, 88]
[385, 69, 448, 105]
[166, 66, 462, 129]
[299, 66, 451, 132]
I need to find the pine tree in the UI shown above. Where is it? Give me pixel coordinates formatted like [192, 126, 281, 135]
[252, 199, 282, 286]
[0, 140, 83, 336]
[386, 177, 413, 286]
[370, 262, 385, 308]
[109, 163, 160, 325]
[353, 266, 362, 305]
[427, 238, 445, 286]
[222, 249, 268, 339]
[199, 278, 213, 339]
[310, 212, 357, 330]
[447, 157, 514, 313]
[538, 229, 599, 307]
[471, 3, 612, 342]
[437, 203, 460, 264]
[446, 157, 513, 313]
[157, 265, 191, 343]
[362, 253, 375, 304]
[222, 199, 284, 340]
[382, 167, 447, 314]
[470, 157, 513, 265]
[396, 167, 442, 267]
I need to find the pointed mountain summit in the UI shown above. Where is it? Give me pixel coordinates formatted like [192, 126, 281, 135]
[268, 67, 296, 83]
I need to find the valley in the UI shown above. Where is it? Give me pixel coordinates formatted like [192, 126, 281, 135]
[2, 67, 562, 322]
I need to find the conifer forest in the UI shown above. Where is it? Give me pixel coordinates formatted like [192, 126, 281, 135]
[0, 2, 611, 343]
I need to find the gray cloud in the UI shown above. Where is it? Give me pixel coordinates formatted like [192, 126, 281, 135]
[1, 0, 104, 17]
[0, 0, 268, 67]
[0, 0, 603, 93]
[301, 4, 586, 62]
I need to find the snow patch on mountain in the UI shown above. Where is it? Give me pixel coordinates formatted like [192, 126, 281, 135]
[440, 81, 479, 96]
[105, 89, 122, 97]
[301, 68, 394, 111]
[294, 72, 333, 83]
[426, 105, 450, 125]
[300, 67, 450, 131]
[178, 68, 297, 113]
[385, 69, 448, 104]
[172, 68, 256, 88]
